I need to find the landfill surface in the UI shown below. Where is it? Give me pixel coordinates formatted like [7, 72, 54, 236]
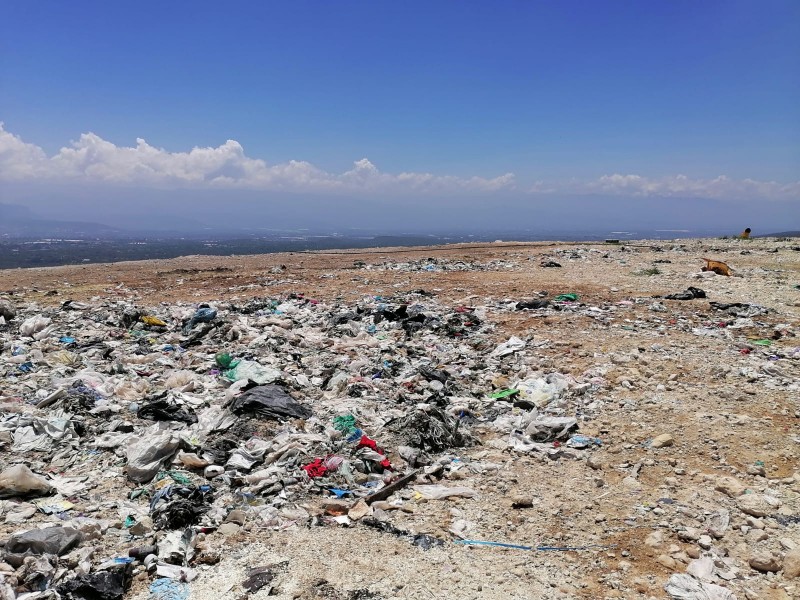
[0, 237, 798, 600]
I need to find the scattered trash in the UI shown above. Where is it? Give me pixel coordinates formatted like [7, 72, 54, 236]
[664, 287, 706, 300]
[6, 526, 82, 556]
[0, 238, 795, 599]
[228, 384, 312, 420]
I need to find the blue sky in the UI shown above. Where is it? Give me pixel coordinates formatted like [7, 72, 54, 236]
[0, 1, 798, 231]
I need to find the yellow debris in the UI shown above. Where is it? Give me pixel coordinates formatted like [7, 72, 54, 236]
[140, 315, 167, 327]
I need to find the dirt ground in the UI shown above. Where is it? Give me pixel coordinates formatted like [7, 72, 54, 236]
[1, 237, 798, 600]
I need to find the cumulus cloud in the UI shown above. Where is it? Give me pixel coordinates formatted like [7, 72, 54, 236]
[529, 173, 800, 201]
[587, 173, 800, 200]
[0, 123, 514, 194]
[1, 124, 797, 200]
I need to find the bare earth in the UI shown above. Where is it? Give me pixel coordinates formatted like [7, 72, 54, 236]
[1, 237, 798, 600]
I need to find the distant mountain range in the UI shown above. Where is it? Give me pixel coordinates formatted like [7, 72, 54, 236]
[0, 203, 123, 237]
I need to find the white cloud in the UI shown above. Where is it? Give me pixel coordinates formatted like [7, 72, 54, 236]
[530, 173, 800, 200]
[0, 123, 515, 194]
[1, 124, 797, 199]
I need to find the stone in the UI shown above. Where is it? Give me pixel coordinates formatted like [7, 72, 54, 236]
[738, 494, 780, 518]
[0, 299, 15, 321]
[587, 455, 603, 470]
[510, 495, 533, 508]
[644, 531, 663, 548]
[225, 509, 247, 525]
[347, 499, 372, 521]
[686, 557, 714, 581]
[129, 517, 153, 536]
[749, 553, 781, 572]
[651, 434, 674, 448]
[656, 554, 677, 569]
[686, 546, 701, 559]
[678, 527, 702, 542]
[783, 549, 800, 579]
[715, 476, 746, 498]
[746, 529, 768, 543]
[708, 510, 729, 539]
[217, 523, 240, 536]
[698, 535, 713, 550]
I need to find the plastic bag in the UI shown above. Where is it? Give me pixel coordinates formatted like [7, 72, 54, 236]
[224, 360, 281, 384]
[413, 485, 478, 500]
[6, 526, 82, 556]
[0, 464, 54, 498]
[20, 315, 51, 337]
[126, 425, 180, 483]
[229, 385, 312, 420]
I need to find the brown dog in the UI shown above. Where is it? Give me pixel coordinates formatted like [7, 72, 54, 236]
[701, 258, 732, 276]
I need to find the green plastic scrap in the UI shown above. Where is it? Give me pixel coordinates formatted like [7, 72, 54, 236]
[490, 389, 519, 399]
[752, 339, 772, 346]
[333, 414, 358, 435]
[553, 293, 579, 302]
[124, 515, 136, 528]
[157, 470, 191, 485]
[215, 352, 234, 368]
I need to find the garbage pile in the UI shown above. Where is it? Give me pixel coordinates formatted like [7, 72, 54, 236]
[0, 291, 598, 598]
[354, 257, 519, 272]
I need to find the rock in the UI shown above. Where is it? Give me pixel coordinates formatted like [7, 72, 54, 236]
[651, 434, 674, 448]
[347, 499, 372, 521]
[587, 455, 603, 470]
[783, 549, 800, 579]
[217, 523, 240, 536]
[594, 513, 607, 523]
[656, 554, 678, 569]
[698, 535, 713, 550]
[128, 517, 153, 536]
[510, 496, 533, 508]
[225, 509, 247, 525]
[749, 552, 781, 572]
[737, 493, 780, 518]
[645, 531, 663, 548]
[708, 510, 729, 539]
[664, 574, 736, 600]
[686, 546, 701, 559]
[779, 538, 796, 551]
[0, 299, 15, 320]
[686, 556, 715, 581]
[715, 476, 746, 498]
[678, 527, 702, 542]
[746, 529, 768, 543]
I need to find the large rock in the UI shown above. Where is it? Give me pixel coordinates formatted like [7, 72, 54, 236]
[749, 552, 781, 573]
[737, 493, 781, 518]
[0, 299, 15, 320]
[651, 434, 675, 448]
[715, 476, 746, 498]
[783, 549, 800, 579]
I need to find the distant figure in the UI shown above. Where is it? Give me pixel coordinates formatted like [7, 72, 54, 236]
[739, 227, 751, 239]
